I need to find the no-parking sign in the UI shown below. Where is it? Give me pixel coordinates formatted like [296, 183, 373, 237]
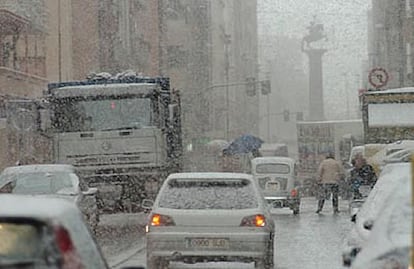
[368, 67, 389, 89]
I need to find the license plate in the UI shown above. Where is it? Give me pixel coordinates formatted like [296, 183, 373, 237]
[187, 238, 229, 249]
[266, 181, 280, 191]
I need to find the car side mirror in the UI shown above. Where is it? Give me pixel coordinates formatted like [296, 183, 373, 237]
[141, 199, 154, 209]
[363, 220, 374, 230]
[82, 187, 98, 196]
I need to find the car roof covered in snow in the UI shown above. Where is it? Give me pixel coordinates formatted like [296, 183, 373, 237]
[0, 194, 80, 221]
[1, 164, 76, 175]
[251, 156, 295, 165]
[167, 172, 253, 180]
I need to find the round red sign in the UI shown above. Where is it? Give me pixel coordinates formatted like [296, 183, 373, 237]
[368, 67, 389, 88]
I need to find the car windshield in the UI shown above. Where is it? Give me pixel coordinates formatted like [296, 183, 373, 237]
[0, 222, 44, 261]
[158, 179, 259, 209]
[256, 163, 290, 174]
[1, 172, 77, 195]
[52, 97, 153, 132]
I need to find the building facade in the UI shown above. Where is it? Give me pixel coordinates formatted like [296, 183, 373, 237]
[369, 0, 414, 88]
[0, 0, 260, 168]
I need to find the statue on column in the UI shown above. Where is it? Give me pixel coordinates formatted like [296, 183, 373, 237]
[302, 18, 328, 51]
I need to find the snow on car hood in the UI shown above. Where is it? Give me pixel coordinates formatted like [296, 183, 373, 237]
[37, 194, 78, 204]
[352, 167, 412, 269]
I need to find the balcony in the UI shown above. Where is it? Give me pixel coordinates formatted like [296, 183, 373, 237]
[0, 9, 47, 97]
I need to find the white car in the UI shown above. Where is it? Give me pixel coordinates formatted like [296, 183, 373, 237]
[342, 162, 411, 266]
[0, 164, 100, 232]
[351, 167, 412, 269]
[144, 172, 275, 269]
[0, 194, 109, 269]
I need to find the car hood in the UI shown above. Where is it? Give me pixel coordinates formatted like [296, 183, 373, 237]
[36, 194, 78, 203]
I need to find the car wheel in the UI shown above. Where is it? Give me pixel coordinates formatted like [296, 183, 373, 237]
[255, 234, 274, 269]
[147, 256, 169, 269]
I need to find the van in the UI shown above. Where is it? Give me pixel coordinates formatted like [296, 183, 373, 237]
[251, 157, 300, 214]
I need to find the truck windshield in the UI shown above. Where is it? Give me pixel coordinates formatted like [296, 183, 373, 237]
[52, 97, 153, 132]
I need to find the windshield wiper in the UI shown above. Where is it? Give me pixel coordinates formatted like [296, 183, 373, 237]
[101, 126, 140, 131]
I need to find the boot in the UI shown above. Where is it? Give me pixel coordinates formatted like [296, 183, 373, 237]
[333, 196, 339, 214]
[316, 200, 324, 213]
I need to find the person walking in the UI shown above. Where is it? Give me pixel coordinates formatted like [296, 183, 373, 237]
[316, 152, 345, 214]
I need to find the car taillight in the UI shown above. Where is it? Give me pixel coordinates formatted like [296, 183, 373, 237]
[240, 214, 266, 227]
[54, 226, 83, 269]
[291, 188, 298, 197]
[150, 213, 175, 226]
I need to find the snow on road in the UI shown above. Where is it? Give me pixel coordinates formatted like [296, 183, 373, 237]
[100, 197, 352, 269]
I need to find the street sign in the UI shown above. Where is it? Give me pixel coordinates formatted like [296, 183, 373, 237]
[368, 67, 389, 89]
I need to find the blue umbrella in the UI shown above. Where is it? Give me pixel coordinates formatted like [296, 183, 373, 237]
[223, 134, 264, 155]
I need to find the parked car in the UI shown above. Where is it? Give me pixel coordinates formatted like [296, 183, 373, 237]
[0, 164, 99, 232]
[381, 147, 414, 165]
[351, 167, 412, 269]
[0, 194, 108, 269]
[144, 172, 275, 269]
[342, 162, 411, 267]
[251, 157, 300, 214]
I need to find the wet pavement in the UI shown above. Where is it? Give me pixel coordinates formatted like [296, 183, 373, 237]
[100, 197, 352, 269]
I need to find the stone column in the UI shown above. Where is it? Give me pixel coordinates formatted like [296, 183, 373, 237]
[305, 48, 327, 121]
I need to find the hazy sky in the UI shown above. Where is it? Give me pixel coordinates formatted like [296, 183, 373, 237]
[258, 0, 372, 119]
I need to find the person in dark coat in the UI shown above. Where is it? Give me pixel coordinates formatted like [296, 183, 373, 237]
[350, 154, 377, 199]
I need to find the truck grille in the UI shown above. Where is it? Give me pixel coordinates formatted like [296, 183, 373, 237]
[69, 152, 151, 166]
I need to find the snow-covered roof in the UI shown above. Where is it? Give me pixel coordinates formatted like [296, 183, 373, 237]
[1, 164, 75, 175]
[167, 172, 253, 180]
[49, 83, 158, 98]
[365, 87, 414, 95]
[0, 194, 80, 221]
[297, 119, 362, 124]
[251, 156, 295, 165]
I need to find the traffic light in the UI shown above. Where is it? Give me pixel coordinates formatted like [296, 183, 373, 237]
[261, 80, 271, 95]
[283, 109, 290, 121]
[245, 77, 256, 97]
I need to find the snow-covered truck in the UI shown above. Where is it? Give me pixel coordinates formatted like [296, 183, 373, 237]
[296, 120, 363, 195]
[361, 87, 414, 143]
[46, 74, 182, 211]
[39, 74, 183, 212]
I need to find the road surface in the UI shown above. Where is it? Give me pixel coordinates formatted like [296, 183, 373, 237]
[100, 197, 352, 269]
